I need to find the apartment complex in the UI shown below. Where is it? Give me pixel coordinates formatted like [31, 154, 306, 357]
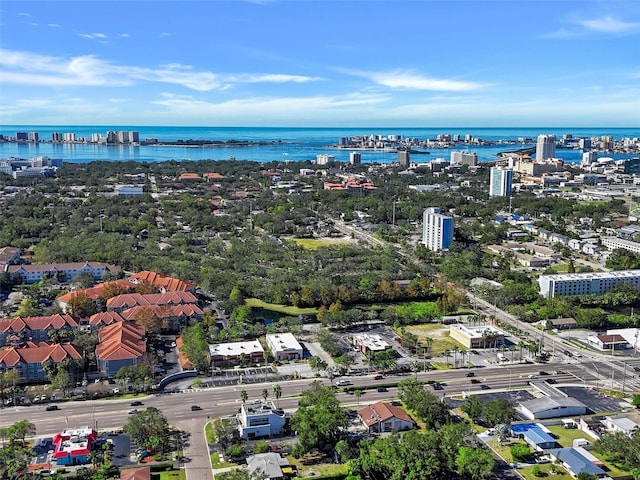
[536, 134, 556, 161]
[489, 167, 513, 197]
[422, 207, 454, 251]
[538, 270, 640, 298]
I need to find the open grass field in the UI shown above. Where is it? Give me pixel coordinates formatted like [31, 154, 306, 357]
[287, 456, 348, 478]
[404, 323, 462, 355]
[245, 298, 317, 315]
[290, 237, 357, 250]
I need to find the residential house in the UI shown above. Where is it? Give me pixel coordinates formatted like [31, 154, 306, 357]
[358, 401, 415, 433]
[6, 262, 120, 284]
[246, 452, 293, 480]
[547, 447, 607, 478]
[95, 322, 146, 378]
[603, 415, 639, 436]
[0, 314, 78, 345]
[510, 423, 557, 451]
[266, 333, 303, 361]
[238, 401, 287, 440]
[0, 342, 83, 383]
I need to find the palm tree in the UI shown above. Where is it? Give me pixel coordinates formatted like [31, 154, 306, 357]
[240, 389, 248, 404]
[442, 349, 452, 367]
[509, 345, 517, 363]
[261, 388, 269, 402]
[424, 337, 434, 356]
[354, 389, 363, 405]
[452, 345, 461, 368]
[272, 384, 282, 408]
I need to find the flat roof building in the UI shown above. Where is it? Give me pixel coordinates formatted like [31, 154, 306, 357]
[538, 270, 640, 298]
[209, 340, 264, 365]
[449, 324, 506, 349]
[350, 333, 391, 354]
[265, 333, 303, 361]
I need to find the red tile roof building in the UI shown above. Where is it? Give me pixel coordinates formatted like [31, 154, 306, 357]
[0, 314, 78, 344]
[96, 322, 146, 378]
[0, 342, 83, 383]
[129, 271, 195, 292]
[57, 280, 137, 313]
[357, 401, 415, 433]
[120, 466, 151, 480]
[106, 291, 198, 312]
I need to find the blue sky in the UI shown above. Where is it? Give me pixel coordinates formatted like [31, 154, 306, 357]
[1, 0, 639, 127]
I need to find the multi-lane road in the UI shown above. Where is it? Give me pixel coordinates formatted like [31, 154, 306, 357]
[3, 359, 638, 480]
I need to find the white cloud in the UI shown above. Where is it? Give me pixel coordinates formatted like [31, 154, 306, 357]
[0, 48, 322, 91]
[578, 15, 640, 33]
[78, 32, 108, 40]
[346, 69, 485, 91]
[48, 23, 61, 28]
[119, 33, 130, 38]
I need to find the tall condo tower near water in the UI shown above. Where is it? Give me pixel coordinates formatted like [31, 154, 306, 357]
[422, 207, 454, 252]
[397, 149, 410, 169]
[536, 134, 556, 161]
[489, 167, 513, 197]
[349, 151, 361, 165]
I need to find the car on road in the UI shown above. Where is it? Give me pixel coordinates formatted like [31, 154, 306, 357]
[373, 375, 384, 380]
[538, 371, 549, 376]
[190, 405, 202, 411]
[470, 379, 480, 384]
[128, 408, 138, 414]
[377, 387, 387, 392]
[480, 384, 491, 390]
[465, 372, 475, 377]
[130, 401, 143, 406]
[45, 405, 59, 411]
[336, 380, 350, 387]
[431, 383, 443, 390]
[527, 374, 537, 379]
[545, 378, 557, 384]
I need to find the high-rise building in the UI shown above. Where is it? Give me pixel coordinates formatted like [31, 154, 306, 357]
[316, 154, 335, 165]
[16, 132, 28, 141]
[450, 151, 478, 166]
[28, 132, 39, 142]
[129, 131, 140, 143]
[51, 132, 63, 142]
[63, 133, 76, 142]
[422, 207, 454, 252]
[349, 152, 361, 165]
[536, 134, 556, 161]
[397, 149, 410, 169]
[582, 151, 598, 166]
[489, 167, 513, 197]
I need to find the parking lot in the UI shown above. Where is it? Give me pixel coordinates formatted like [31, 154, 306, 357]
[557, 386, 632, 413]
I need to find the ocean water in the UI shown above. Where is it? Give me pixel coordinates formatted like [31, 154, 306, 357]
[1, 126, 638, 164]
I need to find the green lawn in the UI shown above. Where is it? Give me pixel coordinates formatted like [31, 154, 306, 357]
[154, 471, 187, 480]
[245, 298, 317, 315]
[287, 456, 348, 478]
[290, 237, 356, 250]
[545, 425, 594, 447]
[518, 463, 571, 480]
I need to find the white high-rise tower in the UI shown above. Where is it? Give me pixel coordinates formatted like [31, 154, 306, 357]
[422, 208, 454, 252]
[536, 134, 556, 161]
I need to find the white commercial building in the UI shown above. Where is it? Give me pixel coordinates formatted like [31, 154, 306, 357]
[265, 333, 303, 361]
[238, 401, 287, 440]
[606, 328, 640, 352]
[422, 207, 454, 251]
[316, 154, 335, 165]
[539, 270, 640, 298]
[449, 324, 506, 349]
